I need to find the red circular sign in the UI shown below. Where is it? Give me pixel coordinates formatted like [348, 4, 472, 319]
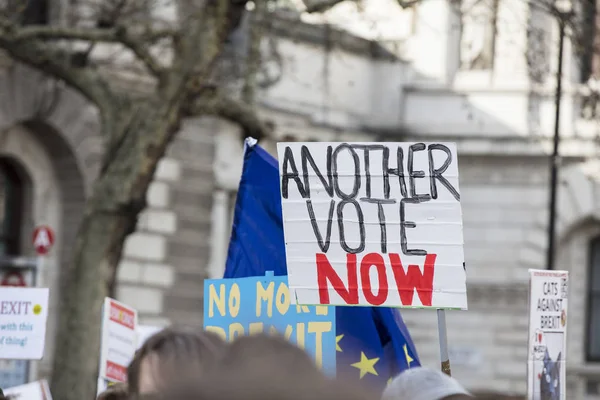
[32, 225, 55, 255]
[1, 271, 26, 287]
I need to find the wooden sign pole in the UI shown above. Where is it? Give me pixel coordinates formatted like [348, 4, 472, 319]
[437, 309, 452, 376]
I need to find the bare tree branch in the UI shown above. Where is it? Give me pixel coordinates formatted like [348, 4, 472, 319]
[396, 0, 421, 7]
[302, 0, 419, 13]
[5, 24, 176, 42]
[243, 2, 267, 106]
[302, 0, 347, 13]
[190, 92, 273, 140]
[0, 19, 173, 77]
[1, 24, 119, 41]
[116, 29, 166, 77]
[0, 19, 115, 113]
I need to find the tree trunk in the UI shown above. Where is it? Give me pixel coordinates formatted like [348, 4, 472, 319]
[50, 99, 183, 400]
[50, 209, 135, 400]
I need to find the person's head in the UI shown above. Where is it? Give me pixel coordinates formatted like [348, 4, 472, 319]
[97, 382, 129, 400]
[127, 328, 225, 396]
[382, 367, 473, 400]
[137, 333, 372, 400]
[220, 333, 324, 378]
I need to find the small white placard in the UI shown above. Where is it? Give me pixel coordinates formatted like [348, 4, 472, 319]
[98, 298, 138, 383]
[527, 269, 568, 400]
[0, 288, 49, 360]
[4, 379, 52, 399]
[137, 325, 163, 350]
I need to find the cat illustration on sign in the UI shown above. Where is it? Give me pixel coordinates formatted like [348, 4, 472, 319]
[539, 349, 560, 400]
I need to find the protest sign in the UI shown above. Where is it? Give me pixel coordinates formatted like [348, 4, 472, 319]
[98, 298, 137, 384]
[137, 324, 163, 350]
[203, 274, 336, 374]
[277, 142, 467, 309]
[0, 270, 37, 388]
[527, 269, 568, 400]
[0, 287, 49, 360]
[4, 379, 52, 400]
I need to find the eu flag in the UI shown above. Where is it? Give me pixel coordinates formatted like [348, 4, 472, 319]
[223, 139, 421, 389]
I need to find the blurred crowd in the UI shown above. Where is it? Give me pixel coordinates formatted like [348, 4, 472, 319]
[73, 328, 525, 400]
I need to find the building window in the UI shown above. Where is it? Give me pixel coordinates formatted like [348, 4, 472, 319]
[0, 160, 23, 256]
[460, 0, 499, 70]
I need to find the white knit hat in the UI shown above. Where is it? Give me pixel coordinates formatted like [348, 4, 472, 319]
[382, 367, 473, 400]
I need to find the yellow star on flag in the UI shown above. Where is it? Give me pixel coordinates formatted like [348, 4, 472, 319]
[387, 377, 393, 386]
[351, 352, 379, 379]
[403, 344, 414, 367]
[336, 334, 344, 352]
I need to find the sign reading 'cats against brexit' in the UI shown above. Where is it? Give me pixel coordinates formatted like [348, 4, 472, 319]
[527, 269, 568, 400]
[277, 142, 467, 309]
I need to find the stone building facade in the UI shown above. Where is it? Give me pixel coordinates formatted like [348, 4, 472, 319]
[2, 0, 600, 398]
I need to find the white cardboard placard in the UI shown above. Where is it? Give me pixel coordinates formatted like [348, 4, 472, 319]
[137, 324, 163, 350]
[98, 298, 137, 384]
[527, 269, 568, 400]
[0, 288, 49, 359]
[97, 321, 159, 396]
[4, 379, 52, 400]
[277, 142, 467, 309]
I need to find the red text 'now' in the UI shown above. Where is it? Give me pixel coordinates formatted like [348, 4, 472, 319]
[316, 252, 436, 306]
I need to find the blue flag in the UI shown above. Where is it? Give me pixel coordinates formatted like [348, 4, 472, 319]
[223, 139, 421, 389]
